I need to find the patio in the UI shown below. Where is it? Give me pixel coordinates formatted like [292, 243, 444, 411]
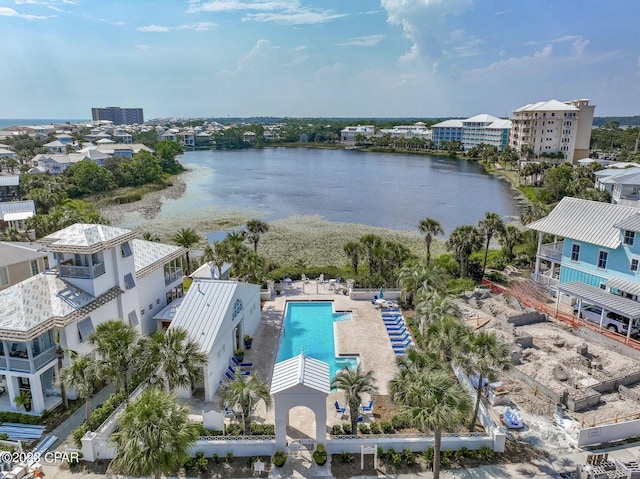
[183, 279, 402, 439]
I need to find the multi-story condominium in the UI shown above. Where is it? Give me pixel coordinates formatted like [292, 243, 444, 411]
[527, 197, 640, 339]
[0, 223, 185, 414]
[340, 125, 377, 144]
[461, 115, 512, 152]
[431, 119, 463, 149]
[509, 99, 595, 163]
[91, 107, 144, 126]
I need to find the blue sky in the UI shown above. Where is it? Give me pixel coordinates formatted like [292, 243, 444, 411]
[1, 0, 638, 119]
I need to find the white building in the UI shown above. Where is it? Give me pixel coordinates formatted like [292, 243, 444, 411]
[0, 223, 185, 414]
[509, 99, 595, 163]
[461, 115, 512, 151]
[340, 125, 377, 144]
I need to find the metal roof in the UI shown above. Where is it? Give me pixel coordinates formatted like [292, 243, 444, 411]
[527, 197, 640, 248]
[132, 239, 185, 279]
[39, 223, 139, 254]
[604, 278, 640, 299]
[0, 242, 47, 267]
[270, 354, 330, 396]
[613, 214, 640, 233]
[0, 201, 35, 218]
[168, 280, 257, 354]
[558, 282, 640, 319]
[0, 176, 19, 187]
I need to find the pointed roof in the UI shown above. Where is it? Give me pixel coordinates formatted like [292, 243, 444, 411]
[270, 354, 330, 395]
[514, 99, 579, 112]
[39, 223, 139, 254]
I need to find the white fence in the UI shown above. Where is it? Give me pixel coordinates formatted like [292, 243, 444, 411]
[349, 288, 401, 301]
[577, 419, 640, 448]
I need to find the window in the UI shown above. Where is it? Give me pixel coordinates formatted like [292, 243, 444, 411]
[128, 310, 139, 326]
[77, 317, 95, 341]
[141, 308, 146, 316]
[0, 267, 9, 286]
[624, 230, 635, 246]
[632, 258, 639, 273]
[124, 273, 136, 289]
[30, 260, 39, 276]
[121, 241, 133, 258]
[571, 243, 581, 262]
[232, 299, 243, 321]
[597, 250, 609, 270]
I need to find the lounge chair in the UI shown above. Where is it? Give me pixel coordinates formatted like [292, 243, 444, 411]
[334, 401, 347, 417]
[392, 339, 413, 349]
[224, 405, 238, 417]
[390, 335, 412, 344]
[359, 400, 374, 414]
[387, 326, 408, 335]
[301, 273, 310, 284]
[381, 307, 401, 313]
[230, 357, 253, 369]
[389, 332, 410, 341]
[228, 366, 251, 377]
[318, 274, 325, 284]
[383, 317, 403, 325]
[385, 323, 406, 331]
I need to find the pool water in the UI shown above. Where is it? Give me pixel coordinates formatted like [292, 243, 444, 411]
[277, 301, 358, 379]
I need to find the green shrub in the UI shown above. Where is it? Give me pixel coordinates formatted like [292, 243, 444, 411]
[225, 451, 234, 463]
[272, 450, 287, 467]
[441, 449, 454, 467]
[390, 414, 409, 431]
[331, 425, 343, 435]
[446, 277, 477, 294]
[88, 391, 126, 430]
[391, 452, 403, 466]
[380, 421, 395, 434]
[487, 271, 507, 284]
[184, 452, 208, 473]
[455, 446, 469, 461]
[342, 423, 352, 435]
[110, 192, 142, 204]
[369, 422, 381, 434]
[477, 445, 494, 461]
[0, 412, 42, 425]
[212, 453, 221, 464]
[358, 423, 370, 434]
[72, 423, 88, 449]
[339, 451, 354, 463]
[401, 448, 415, 465]
[224, 423, 243, 436]
[250, 423, 275, 435]
[422, 446, 434, 469]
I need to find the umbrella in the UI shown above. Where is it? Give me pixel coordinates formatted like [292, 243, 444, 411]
[379, 287, 384, 300]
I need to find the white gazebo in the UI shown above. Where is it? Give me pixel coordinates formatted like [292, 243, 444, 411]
[270, 354, 330, 449]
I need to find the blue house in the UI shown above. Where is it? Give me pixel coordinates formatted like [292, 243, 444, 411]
[528, 197, 640, 339]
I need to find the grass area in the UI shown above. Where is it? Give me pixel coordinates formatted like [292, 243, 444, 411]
[91, 181, 172, 209]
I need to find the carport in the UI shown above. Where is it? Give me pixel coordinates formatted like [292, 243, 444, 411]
[558, 282, 640, 342]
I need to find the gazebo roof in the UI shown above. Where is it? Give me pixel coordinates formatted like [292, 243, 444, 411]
[270, 354, 330, 396]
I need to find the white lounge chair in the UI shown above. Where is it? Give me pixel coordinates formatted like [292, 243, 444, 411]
[301, 273, 310, 284]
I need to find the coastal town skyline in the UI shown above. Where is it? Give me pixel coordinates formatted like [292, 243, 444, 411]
[1, 0, 639, 119]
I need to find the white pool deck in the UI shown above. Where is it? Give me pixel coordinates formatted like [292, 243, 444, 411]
[185, 279, 404, 439]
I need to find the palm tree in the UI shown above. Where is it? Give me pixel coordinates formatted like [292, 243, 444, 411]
[390, 370, 471, 479]
[57, 354, 101, 424]
[359, 234, 382, 274]
[54, 328, 71, 410]
[219, 371, 273, 434]
[418, 218, 444, 267]
[414, 290, 462, 340]
[343, 241, 361, 275]
[202, 240, 231, 279]
[89, 320, 138, 398]
[171, 227, 201, 274]
[136, 328, 207, 392]
[109, 388, 199, 479]
[246, 219, 270, 253]
[331, 365, 378, 435]
[499, 225, 523, 262]
[446, 225, 483, 278]
[478, 212, 506, 278]
[463, 331, 512, 431]
[225, 230, 248, 268]
[397, 263, 443, 308]
[142, 231, 161, 242]
[520, 202, 549, 225]
[424, 315, 470, 363]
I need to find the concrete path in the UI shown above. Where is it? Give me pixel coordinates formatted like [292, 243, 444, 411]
[49, 385, 115, 451]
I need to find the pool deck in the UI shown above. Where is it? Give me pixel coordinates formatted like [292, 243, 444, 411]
[186, 280, 403, 438]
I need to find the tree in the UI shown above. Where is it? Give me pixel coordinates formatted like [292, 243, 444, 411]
[246, 219, 270, 253]
[390, 369, 471, 479]
[219, 371, 273, 434]
[477, 212, 505, 278]
[136, 328, 207, 392]
[343, 241, 361, 275]
[462, 331, 512, 431]
[418, 218, 444, 267]
[54, 328, 70, 410]
[202, 240, 231, 279]
[397, 263, 443, 309]
[499, 225, 523, 261]
[65, 160, 114, 196]
[57, 354, 101, 424]
[109, 388, 199, 479]
[225, 230, 249, 267]
[331, 365, 378, 435]
[89, 320, 138, 398]
[155, 140, 185, 173]
[446, 225, 482, 278]
[359, 234, 382, 274]
[171, 227, 201, 274]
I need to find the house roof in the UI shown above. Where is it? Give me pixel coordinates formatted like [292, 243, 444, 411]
[270, 354, 331, 396]
[190, 261, 232, 280]
[608, 171, 640, 186]
[168, 280, 243, 354]
[514, 99, 579, 112]
[39, 223, 139, 254]
[464, 114, 500, 124]
[559, 282, 640, 320]
[604, 278, 640, 299]
[0, 272, 123, 340]
[613, 214, 640, 233]
[488, 119, 512, 129]
[432, 119, 464, 128]
[0, 176, 19, 187]
[0, 242, 47, 267]
[526, 197, 640, 248]
[0, 201, 36, 221]
[132, 239, 185, 279]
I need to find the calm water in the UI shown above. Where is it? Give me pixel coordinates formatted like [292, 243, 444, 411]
[277, 301, 357, 379]
[171, 148, 521, 234]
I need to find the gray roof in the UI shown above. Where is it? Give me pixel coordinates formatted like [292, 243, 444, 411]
[559, 282, 640, 319]
[608, 171, 640, 185]
[432, 119, 464, 128]
[0, 176, 19, 187]
[0, 242, 47, 267]
[270, 354, 330, 396]
[39, 223, 139, 254]
[168, 280, 242, 354]
[604, 278, 640, 299]
[0, 201, 36, 220]
[132, 239, 185, 279]
[527, 197, 640, 248]
[613, 214, 640, 233]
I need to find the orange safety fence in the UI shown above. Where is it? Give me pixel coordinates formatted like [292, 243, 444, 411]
[481, 279, 640, 351]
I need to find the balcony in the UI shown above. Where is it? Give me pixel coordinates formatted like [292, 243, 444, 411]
[165, 268, 183, 286]
[60, 261, 105, 279]
[0, 346, 57, 373]
[539, 241, 564, 262]
[533, 272, 559, 289]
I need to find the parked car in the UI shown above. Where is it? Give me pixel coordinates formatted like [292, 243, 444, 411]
[574, 304, 640, 336]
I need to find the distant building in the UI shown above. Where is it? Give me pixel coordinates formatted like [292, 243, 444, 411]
[509, 99, 595, 163]
[431, 119, 464, 149]
[91, 107, 144, 126]
[0, 176, 20, 202]
[340, 125, 376, 144]
[431, 115, 511, 151]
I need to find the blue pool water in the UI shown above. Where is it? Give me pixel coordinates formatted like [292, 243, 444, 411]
[277, 301, 358, 379]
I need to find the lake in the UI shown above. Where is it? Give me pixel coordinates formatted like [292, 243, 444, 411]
[157, 148, 522, 234]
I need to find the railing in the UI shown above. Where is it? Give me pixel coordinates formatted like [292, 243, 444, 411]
[539, 241, 564, 261]
[8, 357, 31, 372]
[532, 272, 559, 288]
[33, 346, 56, 370]
[199, 435, 275, 441]
[330, 432, 488, 439]
[60, 262, 105, 279]
[0, 357, 5, 369]
[164, 269, 183, 286]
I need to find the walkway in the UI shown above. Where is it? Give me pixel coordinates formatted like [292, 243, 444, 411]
[50, 385, 115, 451]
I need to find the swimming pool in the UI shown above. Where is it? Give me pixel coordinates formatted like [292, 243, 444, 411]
[277, 301, 358, 379]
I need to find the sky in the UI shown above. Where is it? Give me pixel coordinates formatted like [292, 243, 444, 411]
[1, 0, 639, 119]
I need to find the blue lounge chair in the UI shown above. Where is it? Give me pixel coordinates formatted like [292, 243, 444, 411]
[381, 308, 401, 313]
[359, 400, 374, 414]
[228, 366, 251, 377]
[388, 328, 408, 338]
[390, 333, 411, 343]
[384, 319, 404, 327]
[386, 324, 406, 331]
[231, 357, 253, 368]
[383, 315, 403, 322]
[224, 405, 238, 416]
[392, 339, 413, 349]
[334, 401, 347, 417]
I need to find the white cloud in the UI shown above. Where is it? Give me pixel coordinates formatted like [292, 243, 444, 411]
[137, 24, 171, 32]
[245, 10, 345, 24]
[480, 44, 554, 72]
[135, 44, 150, 50]
[188, 0, 296, 13]
[287, 54, 309, 66]
[0, 6, 47, 19]
[494, 9, 510, 15]
[178, 22, 216, 31]
[221, 39, 276, 75]
[336, 34, 384, 47]
[315, 62, 345, 78]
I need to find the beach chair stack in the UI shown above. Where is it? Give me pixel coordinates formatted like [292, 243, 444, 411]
[381, 308, 414, 355]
